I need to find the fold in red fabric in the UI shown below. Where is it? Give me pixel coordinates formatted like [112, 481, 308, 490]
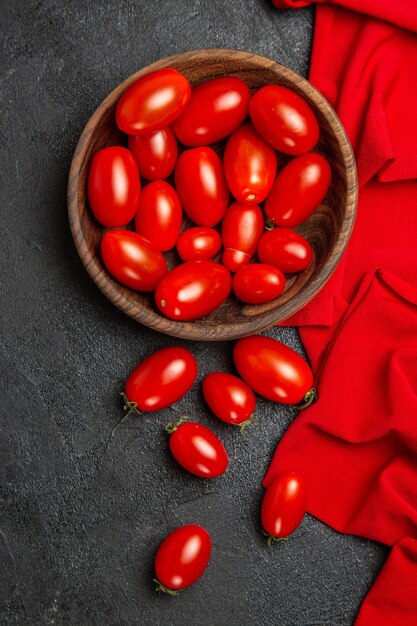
[267, 1, 417, 624]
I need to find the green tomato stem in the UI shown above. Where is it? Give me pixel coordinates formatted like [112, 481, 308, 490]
[165, 415, 189, 434]
[153, 578, 180, 596]
[298, 387, 317, 410]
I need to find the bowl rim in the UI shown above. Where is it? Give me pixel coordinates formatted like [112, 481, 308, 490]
[68, 48, 358, 341]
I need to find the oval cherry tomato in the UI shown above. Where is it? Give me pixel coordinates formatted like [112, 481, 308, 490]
[222, 202, 264, 272]
[135, 180, 182, 251]
[249, 85, 319, 155]
[223, 123, 277, 205]
[101, 230, 166, 291]
[123, 346, 197, 412]
[168, 421, 228, 478]
[258, 228, 313, 273]
[233, 264, 285, 304]
[202, 372, 256, 429]
[172, 77, 251, 146]
[265, 153, 331, 227]
[155, 260, 232, 321]
[116, 68, 191, 135]
[176, 227, 222, 262]
[154, 525, 211, 593]
[175, 147, 230, 227]
[128, 127, 178, 180]
[88, 147, 140, 227]
[233, 335, 313, 404]
[262, 472, 307, 540]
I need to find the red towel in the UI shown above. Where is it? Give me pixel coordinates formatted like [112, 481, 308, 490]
[267, 1, 417, 623]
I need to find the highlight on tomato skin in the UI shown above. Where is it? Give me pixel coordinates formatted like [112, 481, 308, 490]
[128, 127, 178, 181]
[202, 372, 256, 430]
[232, 264, 286, 304]
[135, 180, 182, 252]
[257, 228, 313, 273]
[233, 335, 314, 405]
[261, 471, 308, 542]
[222, 202, 264, 272]
[167, 420, 229, 478]
[176, 227, 222, 262]
[154, 524, 212, 594]
[123, 346, 198, 412]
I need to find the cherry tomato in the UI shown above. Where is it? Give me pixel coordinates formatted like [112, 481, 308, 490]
[135, 180, 182, 251]
[176, 227, 222, 262]
[101, 230, 166, 291]
[222, 202, 264, 272]
[223, 123, 277, 205]
[128, 127, 178, 180]
[88, 146, 140, 227]
[172, 77, 251, 146]
[202, 372, 256, 429]
[265, 153, 331, 227]
[155, 260, 232, 321]
[168, 420, 228, 478]
[261, 472, 307, 540]
[154, 525, 211, 593]
[249, 85, 319, 155]
[123, 346, 197, 412]
[233, 335, 313, 404]
[116, 68, 191, 135]
[175, 147, 230, 227]
[258, 228, 313, 273]
[233, 264, 285, 304]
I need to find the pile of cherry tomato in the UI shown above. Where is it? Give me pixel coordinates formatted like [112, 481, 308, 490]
[121, 334, 314, 594]
[88, 68, 331, 320]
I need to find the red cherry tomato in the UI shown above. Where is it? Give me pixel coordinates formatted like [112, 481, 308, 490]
[233, 264, 285, 304]
[135, 180, 182, 251]
[222, 202, 264, 272]
[155, 260, 232, 321]
[101, 230, 166, 291]
[124, 346, 197, 412]
[265, 153, 331, 227]
[261, 472, 307, 540]
[258, 228, 313, 273]
[168, 421, 228, 478]
[128, 127, 178, 180]
[175, 147, 230, 227]
[88, 147, 140, 227]
[176, 227, 222, 262]
[249, 85, 319, 155]
[116, 68, 191, 135]
[233, 335, 313, 404]
[172, 77, 251, 146]
[202, 372, 256, 429]
[223, 123, 277, 205]
[154, 525, 211, 593]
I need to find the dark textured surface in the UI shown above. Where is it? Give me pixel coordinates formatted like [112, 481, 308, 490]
[0, 1, 388, 625]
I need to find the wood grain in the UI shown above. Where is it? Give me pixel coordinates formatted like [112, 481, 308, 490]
[67, 49, 357, 341]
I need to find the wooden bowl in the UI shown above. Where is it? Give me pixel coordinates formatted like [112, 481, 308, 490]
[68, 49, 357, 341]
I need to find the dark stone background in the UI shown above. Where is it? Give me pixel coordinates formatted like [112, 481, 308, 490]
[0, 1, 388, 624]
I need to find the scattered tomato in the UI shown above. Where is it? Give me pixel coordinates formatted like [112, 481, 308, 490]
[222, 202, 264, 272]
[128, 127, 178, 180]
[173, 77, 251, 146]
[175, 147, 230, 227]
[116, 68, 191, 135]
[176, 227, 222, 262]
[258, 228, 313, 273]
[168, 420, 228, 478]
[265, 153, 331, 227]
[233, 335, 313, 404]
[154, 524, 211, 594]
[123, 346, 197, 412]
[202, 372, 256, 429]
[249, 85, 319, 155]
[155, 260, 232, 320]
[101, 230, 166, 291]
[261, 472, 307, 541]
[135, 180, 182, 251]
[223, 123, 277, 205]
[88, 146, 140, 227]
[233, 264, 285, 304]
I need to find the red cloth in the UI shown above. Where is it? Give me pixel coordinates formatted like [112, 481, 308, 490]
[267, 1, 417, 624]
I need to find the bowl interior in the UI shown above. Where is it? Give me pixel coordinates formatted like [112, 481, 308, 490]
[68, 49, 357, 341]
